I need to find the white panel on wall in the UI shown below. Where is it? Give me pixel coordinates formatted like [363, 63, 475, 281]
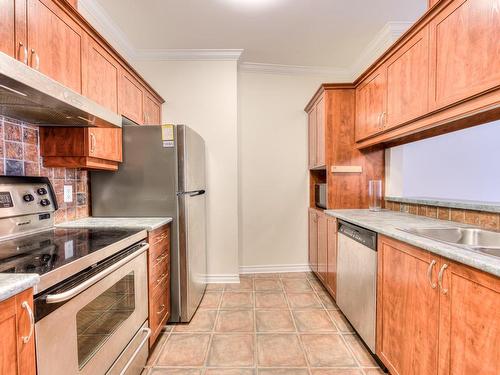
[386, 120, 500, 202]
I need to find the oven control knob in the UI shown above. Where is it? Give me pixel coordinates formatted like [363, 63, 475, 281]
[40, 199, 51, 207]
[37, 187, 48, 195]
[23, 194, 34, 202]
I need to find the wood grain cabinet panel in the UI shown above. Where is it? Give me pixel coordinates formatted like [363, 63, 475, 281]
[438, 260, 500, 375]
[429, 0, 500, 110]
[144, 93, 161, 125]
[307, 107, 317, 169]
[325, 217, 337, 298]
[355, 69, 387, 142]
[82, 36, 119, 113]
[119, 69, 144, 125]
[315, 96, 325, 167]
[317, 211, 327, 283]
[0, 289, 35, 375]
[377, 236, 440, 375]
[308, 209, 318, 273]
[87, 127, 122, 162]
[27, 0, 83, 93]
[386, 25, 430, 129]
[0, 0, 16, 58]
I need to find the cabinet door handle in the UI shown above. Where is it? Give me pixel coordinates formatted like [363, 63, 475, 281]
[90, 133, 96, 154]
[30, 49, 40, 70]
[438, 263, 448, 294]
[157, 303, 166, 315]
[377, 113, 383, 128]
[427, 260, 437, 289]
[18, 42, 28, 64]
[21, 301, 34, 344]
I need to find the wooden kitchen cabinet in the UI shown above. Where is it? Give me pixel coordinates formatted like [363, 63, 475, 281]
[438, 259, 499, 375]
[385, 25, 430, 129]
[355, 68, 387, 142]
[377, 236, 440, 375]
[377, 235, 500, 375]
[308, 208, 319, 274]
[119, 69, 144, 125]
[0, 289, 36, 375]
[317, 211, 327, 283]
[144, 92, 162, 125]
[307, 95, 326, 169]
[147, 224, 171, 347]
[307, 106, 317, 169]
[27, 0, 84, 93]
[40, 127, 122, 170]
[428, 0, 500, 110]
[325, 217, 337, 298]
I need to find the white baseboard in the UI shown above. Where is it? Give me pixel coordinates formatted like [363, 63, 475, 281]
[205, 274, 240, 284]
[239, 264, 311, 274]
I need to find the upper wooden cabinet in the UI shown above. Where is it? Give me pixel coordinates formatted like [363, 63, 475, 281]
[0, 0, 17, 58]
[27, 0, 84, 93]
[119, 69, 144, 125]
[355, 69, 387, 141]
[377, 235, 500, 375]
[0, 289, 36, 375]
[307, 96, 326, 168]
[144, 92, 162, 125]
[385, 25, 430, 129]
[307, 106, 317, 168]
[352, 0, 500, 148]
[429, 0, 500, 110]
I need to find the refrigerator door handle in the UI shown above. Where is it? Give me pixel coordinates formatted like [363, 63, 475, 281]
[177, 190, 206, 197]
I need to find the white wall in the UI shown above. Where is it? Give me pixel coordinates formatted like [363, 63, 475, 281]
[238, 70, 335, 271]
[132, 60, 240, 281]
[386, 120, 500, 202]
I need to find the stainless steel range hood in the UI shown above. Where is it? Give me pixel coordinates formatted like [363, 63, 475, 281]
[0, 51, 121, 128]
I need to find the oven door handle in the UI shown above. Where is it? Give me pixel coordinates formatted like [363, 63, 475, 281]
[117, 327, 151, 375]
[45, 243, 149, 304]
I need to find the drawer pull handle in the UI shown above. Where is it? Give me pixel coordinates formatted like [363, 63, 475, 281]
[153, 233, 168, 246]
[427, 260, 437, 289]
[155, 253, 168, 265]
[156, 272, 169, 286]
[18, 42, 28, 64]
[438, 264, 448, 294]
[157, 304, 166, 315]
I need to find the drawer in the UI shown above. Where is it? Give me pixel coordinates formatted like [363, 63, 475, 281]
[148, 235, 169, 260]
[149, 226, 170, 247]
[149, 279, 170, 338]
[149, 258, 169, 290]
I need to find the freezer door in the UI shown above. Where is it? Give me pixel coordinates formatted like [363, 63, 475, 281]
[178, 191, 207, 321]
[177, 125, 206, 192]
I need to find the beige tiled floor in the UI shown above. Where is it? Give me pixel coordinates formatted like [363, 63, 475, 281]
[144, 272, 385, 375]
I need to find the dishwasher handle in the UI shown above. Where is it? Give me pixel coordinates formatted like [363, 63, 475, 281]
[338, 220, 377, 251]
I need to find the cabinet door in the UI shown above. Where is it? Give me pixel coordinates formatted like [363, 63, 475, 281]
[87, 128, 122, 162]
[386, 26, 430, 129]
[144, 93, 161, 125]
[317, 212, 327, 282]
[355, 69, 387, 141]
[0, 289, 35, 375]
[118, 69, 144, 124]
[82, 36, 119, 113]
[429, 0, 500, 110]
[315, 96, 325, 167]
[326, 217, 337, 298]
[0, 0, 16, 58]
[308, 210, 318, 273]
[308, 107, 317, 169]
[438, 260, 499, 375]
[27, 0, 83, 93]
[377, 236, 439, 375]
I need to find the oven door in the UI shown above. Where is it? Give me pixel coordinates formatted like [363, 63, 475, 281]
[35, 244, 149, 375]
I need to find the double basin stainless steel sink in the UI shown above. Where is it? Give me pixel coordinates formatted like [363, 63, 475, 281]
[399, 227, 500, 258]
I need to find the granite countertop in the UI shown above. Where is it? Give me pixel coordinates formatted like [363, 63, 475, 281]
[0, 274, 40, 302]
[385, 196, 500, 214]
[325, 209, 500, 277]
[58, 217, 173, 231]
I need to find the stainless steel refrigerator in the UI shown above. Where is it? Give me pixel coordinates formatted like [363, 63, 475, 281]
[90, 124, 207, 322]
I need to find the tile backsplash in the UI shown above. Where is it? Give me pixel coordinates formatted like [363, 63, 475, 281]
[0, 116, 89, 224]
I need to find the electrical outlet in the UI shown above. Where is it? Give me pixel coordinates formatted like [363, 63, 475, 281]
[64, 185, 73, 203]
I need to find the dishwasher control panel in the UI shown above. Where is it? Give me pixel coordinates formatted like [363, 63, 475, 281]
[338, 220, 377, 250]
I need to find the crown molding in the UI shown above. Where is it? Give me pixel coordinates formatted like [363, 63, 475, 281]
[78, 0, 412, 74]
[134, 49, 244, 61]
[238, 62, 352, 80]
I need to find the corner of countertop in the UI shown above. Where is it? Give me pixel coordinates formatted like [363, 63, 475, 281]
[0, 273, 40, 303]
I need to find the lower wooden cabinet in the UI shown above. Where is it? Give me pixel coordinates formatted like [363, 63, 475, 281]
[40, 127, 122, 171]
[309, 209, 337, 299]
[0, 289, 36, 375]
[377, 235, 500, 375]
[147, 223, 171, 347]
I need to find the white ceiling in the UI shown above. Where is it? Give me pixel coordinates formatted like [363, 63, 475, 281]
[89, 0, 426, 68]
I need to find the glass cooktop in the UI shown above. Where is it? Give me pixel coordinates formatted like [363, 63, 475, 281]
[0, 227, 143, 276]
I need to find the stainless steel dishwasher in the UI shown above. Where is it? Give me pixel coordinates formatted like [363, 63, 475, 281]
[336, 220, 377, 353]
